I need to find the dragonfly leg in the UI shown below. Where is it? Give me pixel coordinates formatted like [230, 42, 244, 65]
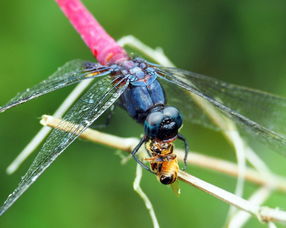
[131, 136, 155, 173]
[144, 143, 152, 157]
[177, 134, 189, 171]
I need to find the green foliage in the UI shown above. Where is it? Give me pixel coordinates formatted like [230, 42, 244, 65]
[0, 0, 286, 227]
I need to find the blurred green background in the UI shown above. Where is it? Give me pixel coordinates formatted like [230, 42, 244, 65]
[1, 0, 286, 227]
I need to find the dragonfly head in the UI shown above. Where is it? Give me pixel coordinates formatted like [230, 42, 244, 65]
[144, 106, 183, 141]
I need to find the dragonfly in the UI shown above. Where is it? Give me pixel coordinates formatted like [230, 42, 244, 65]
[2, 0, 286, 216]
[1, 55, 286, 214]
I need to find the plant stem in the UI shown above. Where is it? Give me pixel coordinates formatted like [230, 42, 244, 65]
[41, 114, 286, 193]
[40, 114, 286, 225]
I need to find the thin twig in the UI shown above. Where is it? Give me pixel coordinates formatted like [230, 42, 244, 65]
[41, 115, 286, 193]
[40, 115, 286, 224]
[133, 164, 160, 228]
[228, 187, 273, 228]
[268, 222, 278, 228]
[6, 79, 94, 174]
[225, 123, 247, 220]
[117, 36, 279, 227]
[175, 150, 286, 193]
[178, 172, 286, 224]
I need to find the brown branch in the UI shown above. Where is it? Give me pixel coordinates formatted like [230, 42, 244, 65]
[40, 114, 286, 225]
[41, 115, 286, 193]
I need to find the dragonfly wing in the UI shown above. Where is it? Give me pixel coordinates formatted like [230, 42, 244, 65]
[0, 75, 129, 215]
[0, 59, 112, 112]
[159, 79, 220, 131]
[155, 66, 286, 154]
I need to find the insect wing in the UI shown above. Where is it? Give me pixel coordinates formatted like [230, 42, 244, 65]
[0, 76, 129, 215]
[0, 59, 111, 112]
[159, 78, 220, 131]
[171, 180, 181, 196]
[155, 66, 286, 154]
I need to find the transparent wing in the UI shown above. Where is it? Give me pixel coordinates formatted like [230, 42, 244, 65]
[0, 59, 112, 112]
[154, 66, 286, 154]
[160, 79, 219, 130]
[0, 75, 129, 215]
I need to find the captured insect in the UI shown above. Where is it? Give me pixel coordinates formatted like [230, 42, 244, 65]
[145, 140, 180, 185]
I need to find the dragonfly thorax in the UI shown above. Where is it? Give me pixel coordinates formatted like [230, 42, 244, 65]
[144, 105, 183, 141]
[110, 58, 157, 86]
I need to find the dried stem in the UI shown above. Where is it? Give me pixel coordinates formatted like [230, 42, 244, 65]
[133, 164, 160, 228]
[41, 115, 286, 225]
[117, 36, 279, 226]
[178, 172, 286, 224]
[6, 79, 94, 174]
[228, 187, 273, 227]
[41, 115, 286, 193]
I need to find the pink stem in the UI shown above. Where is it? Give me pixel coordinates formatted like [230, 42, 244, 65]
[55, 0, 128, 65]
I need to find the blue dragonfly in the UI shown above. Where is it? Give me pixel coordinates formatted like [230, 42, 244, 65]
[1, 57, 286, 215]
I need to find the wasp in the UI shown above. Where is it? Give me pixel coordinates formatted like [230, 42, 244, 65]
[145, 140, 179, 185]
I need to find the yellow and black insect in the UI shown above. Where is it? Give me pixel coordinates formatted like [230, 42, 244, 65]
[145, 140, 179, 185]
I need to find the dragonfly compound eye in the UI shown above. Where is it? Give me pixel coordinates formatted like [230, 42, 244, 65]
[163, 106, 183, 128]
[144, 106, 183, 141]
[144, 111, 164, 138]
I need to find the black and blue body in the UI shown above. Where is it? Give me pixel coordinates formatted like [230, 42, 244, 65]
[110, 58, 189, 176]
[111, 58, 183, 138]
[120, 73, 166, 124]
